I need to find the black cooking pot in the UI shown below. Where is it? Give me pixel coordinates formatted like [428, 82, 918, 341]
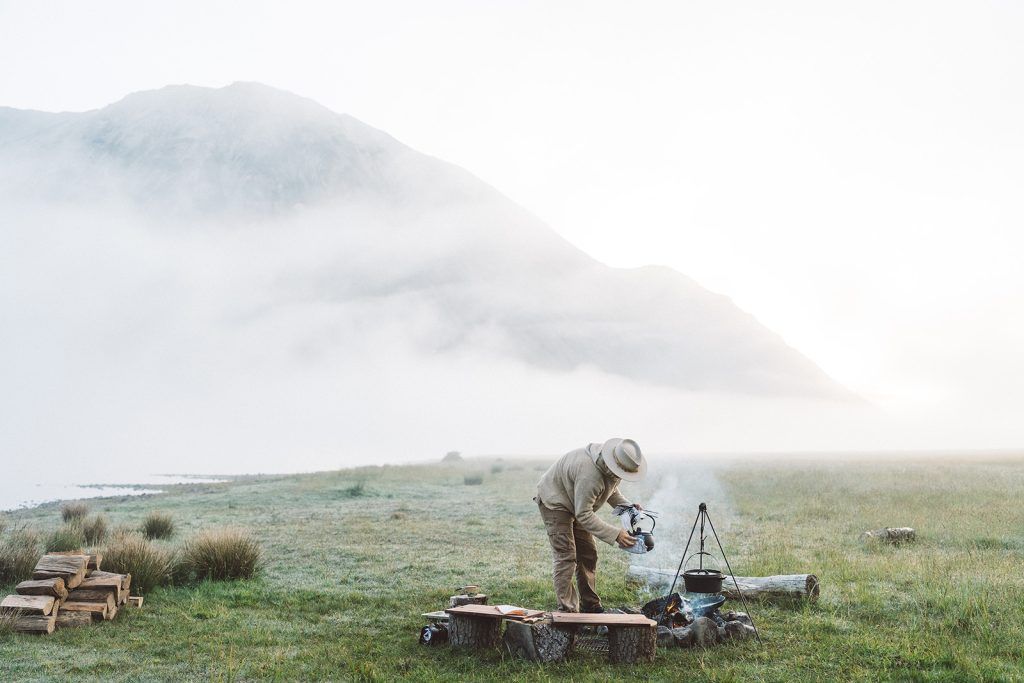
[682, 568, 725, 593]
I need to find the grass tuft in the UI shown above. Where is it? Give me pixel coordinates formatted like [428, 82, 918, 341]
[180, 528, 262, 582]
[102, 531, 173, 594]
[141, 511, 175, 540]
[82, 514, 109, 545]
[464, 474, 484, 485]
[0, 528, 41, 584]
[60, 501, 89, 523]
[342, 482, 365, 498]
[45, 524, 85, 552]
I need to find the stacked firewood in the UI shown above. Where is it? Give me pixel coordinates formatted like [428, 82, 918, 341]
[1, 552, 139, 635]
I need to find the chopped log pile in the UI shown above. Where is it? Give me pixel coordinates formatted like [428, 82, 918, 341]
[1, 552, 137, 635]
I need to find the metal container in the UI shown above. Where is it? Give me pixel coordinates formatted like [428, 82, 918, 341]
[682, 568, 725, 593]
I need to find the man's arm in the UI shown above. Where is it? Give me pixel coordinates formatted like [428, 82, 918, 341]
[607, 487, 631, 508]
[573, 472, 628, 545]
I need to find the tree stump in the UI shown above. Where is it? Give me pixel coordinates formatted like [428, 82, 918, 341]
[503, 619, 575, 662]
[448, 613, 501, 649]
[449, 593, 488, 608]
[607, 624, 656, 664]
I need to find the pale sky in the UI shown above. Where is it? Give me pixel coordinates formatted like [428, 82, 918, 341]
[2, 0, 1023, 444]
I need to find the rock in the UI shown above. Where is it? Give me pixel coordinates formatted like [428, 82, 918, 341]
[724, 620, 757, 641]
[723, 611, 753, 627]
[671, 626, 694, 648]
[690, 617, 722, 648]
[657, 625, 674, 647]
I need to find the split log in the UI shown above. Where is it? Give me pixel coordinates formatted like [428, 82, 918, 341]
[16, 578, 68, 601]
[59, 601, 109, 621]
[502, 618, 575, 662]
[128, 596, 144, 608]
[862, 527, 915, 544]
[1, 594, 56, 616]
[14, 614, 56, 635]
[33, 554, 88, 589]
[52, 551, 100, 571]
[67, 589, 117, 612]
[77, 576, 122, 604]
[55, 611, 93, 629]
[447, 613, 502, 648]
[607, 624, 657, 664]
[626, 566, 820, 602]
[90, 571, 131, 596]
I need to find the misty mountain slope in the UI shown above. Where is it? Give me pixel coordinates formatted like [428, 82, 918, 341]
[0, 82, 847, 399]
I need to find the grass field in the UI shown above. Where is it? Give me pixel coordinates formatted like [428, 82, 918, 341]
[2, 454, 1023, 681]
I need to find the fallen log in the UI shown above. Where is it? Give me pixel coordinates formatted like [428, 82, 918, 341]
[55, 611, 93, 629]
[1, 594, 56, 616]
[862, 527, 915, 544]
[16, 578, 68, 601]
[14, 614, 56, 635]
[626, 566, 820, 602]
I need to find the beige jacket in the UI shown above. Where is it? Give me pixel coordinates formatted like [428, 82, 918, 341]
[536, 443, 632, 545]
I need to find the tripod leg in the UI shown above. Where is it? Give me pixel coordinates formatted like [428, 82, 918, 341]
[664, 509, 701, 619]
[705, 514, 762, 644]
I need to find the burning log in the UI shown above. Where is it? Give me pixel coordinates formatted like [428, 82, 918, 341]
[627, 566, 820, 602]
[502, 618, 575, 662]
[607, 624, 657, 664]
[862, 527, 915, 544]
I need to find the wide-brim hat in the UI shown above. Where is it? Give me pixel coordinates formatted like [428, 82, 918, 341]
[599, 438, 647, 482]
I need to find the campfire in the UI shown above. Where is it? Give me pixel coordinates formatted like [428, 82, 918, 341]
[641, 592, 756, 648]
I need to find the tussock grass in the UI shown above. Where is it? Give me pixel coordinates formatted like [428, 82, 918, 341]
[102, 531, 173, 594]
[464, 474, 484, 485]
[341, 482, 365, 498]
[0, 528, 41, 584]
[82, 514, 109, 545]
[180, 528, 262, 582]
[59, 501, 89, 523]
[141, 511, 175, 540]
[0, 608, 19, 635]
[45, 524, 85, 552]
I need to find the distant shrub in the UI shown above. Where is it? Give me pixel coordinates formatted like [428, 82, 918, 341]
[60, 501, 89, 523]
[0, 528, 41, 584]
[46, 524, 86, 552]
[390, 511, 407, 520]
[180, 528, 262, 582]
[342, 482, 365, 498]
[442, 451, 463, 463]
[490, 464, 504, 474]
[102, 532, 173, 594]
[142, 511, 175, 540]
[82, 515, 109, 545]
[464, 475, 484, 486]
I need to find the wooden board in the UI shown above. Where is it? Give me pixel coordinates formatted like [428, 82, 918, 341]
[550, 612, 656, 626]
[1, 594, 56, 616]
[445, 604, 546, 620]
[16, 578, 68, 601]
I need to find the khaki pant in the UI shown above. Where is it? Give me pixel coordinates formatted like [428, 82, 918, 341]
[536, 498, 601, 613]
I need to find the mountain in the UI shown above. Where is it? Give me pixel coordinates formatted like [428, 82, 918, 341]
[0, 82, 847, 399]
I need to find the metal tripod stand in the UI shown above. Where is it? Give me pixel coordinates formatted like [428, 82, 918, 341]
[665, 502, 762, 644]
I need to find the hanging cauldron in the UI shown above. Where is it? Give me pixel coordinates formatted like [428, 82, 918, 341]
[682, 551, 726, 593]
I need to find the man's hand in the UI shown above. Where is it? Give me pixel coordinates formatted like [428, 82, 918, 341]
[616, 529, 637, 548]
[633, 503, 643, 511]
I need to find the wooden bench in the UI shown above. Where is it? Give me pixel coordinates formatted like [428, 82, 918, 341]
[550, 612, 658, 663]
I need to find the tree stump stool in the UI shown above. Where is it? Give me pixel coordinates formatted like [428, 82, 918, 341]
[503, 618, 575, 662]
[607, 624, 657, 664]
[447, 612, 502, 649]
